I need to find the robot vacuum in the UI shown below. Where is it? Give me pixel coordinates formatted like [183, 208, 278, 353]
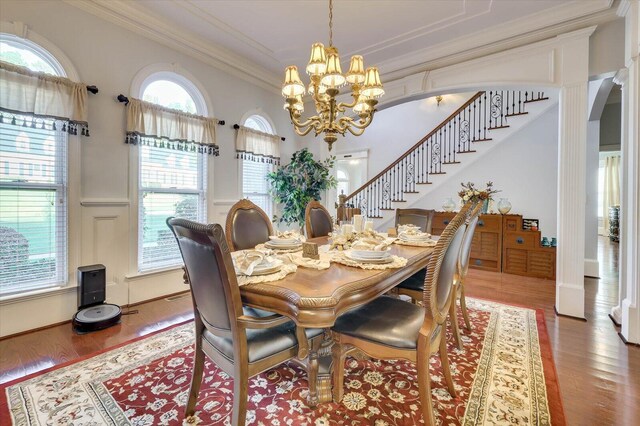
[73, 303, 122, 333]
[73, 264, 122, 333]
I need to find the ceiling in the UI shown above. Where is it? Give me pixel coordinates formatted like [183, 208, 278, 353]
[69, 0, 618, 91]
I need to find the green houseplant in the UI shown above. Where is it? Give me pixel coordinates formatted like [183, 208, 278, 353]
[267, 148, 337, 229]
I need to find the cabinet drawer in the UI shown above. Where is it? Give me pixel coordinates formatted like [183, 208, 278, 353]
[528, 250, 555, 279]
[476, 215, 502, 232]
[504, 248, 528, 274]
[503, 231, 537, 248]
[432, 213, 455, 234]
[469, 258, 499, 271]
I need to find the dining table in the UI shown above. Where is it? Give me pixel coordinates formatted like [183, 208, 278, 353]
[239, 236, 435, 406]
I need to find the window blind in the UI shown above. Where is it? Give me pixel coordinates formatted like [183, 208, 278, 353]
[0, 115, 67, 296]
[242, 160, 273, 217]
[138, 145, 205, 272]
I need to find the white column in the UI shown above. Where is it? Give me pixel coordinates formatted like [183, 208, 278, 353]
[620, 0, 640, 344]
[610, 69, 628, 326]
[555, 82, 588, 318]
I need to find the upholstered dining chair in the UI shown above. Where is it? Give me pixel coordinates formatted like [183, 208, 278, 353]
[225, 199, 273, 251]
[395, 208, 436, 233]
[396, 202, 482, 349]
[396, 204, 472, 302]
[330, 210, 468, 426]
[305, 200, 334, 238]
[450, 201, 484, 346]
[167, 218, 324, 426]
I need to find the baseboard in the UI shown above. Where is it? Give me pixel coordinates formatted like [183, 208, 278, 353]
[584, 258, 600, 278]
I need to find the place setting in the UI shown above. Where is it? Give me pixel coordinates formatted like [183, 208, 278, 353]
[394, 224, 438, 247]
[260, 230, 306, 252]
[231, 249, 297, 286]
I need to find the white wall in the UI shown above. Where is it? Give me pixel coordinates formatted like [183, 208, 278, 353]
[410, 105, 559, 237]
[0, 0, 295, 336]
[600, 102, 622, 148]
[331, 93, 475, 178]
[589, 18, 626, 78]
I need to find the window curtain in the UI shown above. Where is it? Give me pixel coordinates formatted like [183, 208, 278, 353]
[125, 97, 219, 156]
[235, 125, 281, 165]
[602, 155, 621, 233]
[0, 60, 89, 135]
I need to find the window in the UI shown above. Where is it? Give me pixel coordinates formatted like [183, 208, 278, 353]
[0, 37, 68, 296]
[137, 78, 207, 272]
[242, 115, 274, 217]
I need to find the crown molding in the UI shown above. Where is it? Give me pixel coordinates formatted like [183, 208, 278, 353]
[62, 0, 282, 93]
[378, 2, 618, 83]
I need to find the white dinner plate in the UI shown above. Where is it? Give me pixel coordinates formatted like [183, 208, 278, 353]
[345, 251, 394, 264]
[350, 248, 391, 259]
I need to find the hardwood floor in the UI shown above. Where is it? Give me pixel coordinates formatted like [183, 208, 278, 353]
[1, 237, 638, 425]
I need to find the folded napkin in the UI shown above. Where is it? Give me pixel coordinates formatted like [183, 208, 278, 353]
[280, 252, 331, 270]
[398, 224, 421, 234]
[273, 230, 306, 242]
[350, 237, 390, 252]
[233, 250, 277, 276]
[398, 227, 431, 239]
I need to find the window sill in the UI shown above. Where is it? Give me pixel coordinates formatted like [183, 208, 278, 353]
[125, 266, 184, 281]
[0, 284, 77, 306]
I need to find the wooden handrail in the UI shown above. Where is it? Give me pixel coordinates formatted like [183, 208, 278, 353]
[344, 91, 485, 202]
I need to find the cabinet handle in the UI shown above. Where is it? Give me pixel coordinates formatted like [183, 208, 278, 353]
[478, 220, 484, 227]
[516, 237, 524, 244]
[443, 220, 449, 225]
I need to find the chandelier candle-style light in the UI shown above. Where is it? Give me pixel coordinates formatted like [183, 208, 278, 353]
[282, 0, 385, 150]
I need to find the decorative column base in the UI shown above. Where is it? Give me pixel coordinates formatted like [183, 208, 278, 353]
[556, 283, 586, 319]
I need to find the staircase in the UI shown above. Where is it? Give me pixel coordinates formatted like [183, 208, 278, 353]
[342, 90, 551, 224]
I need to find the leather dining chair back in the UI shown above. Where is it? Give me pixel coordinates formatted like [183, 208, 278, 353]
[395, 208, 436, 233]
[305, 200, 334, 238]
[167, 218, 323, 425]
[225, 199, 273, 251]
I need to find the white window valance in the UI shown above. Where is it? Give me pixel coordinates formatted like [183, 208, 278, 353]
[235, 125, 281, 165]
[0, 60, 89, 135]
[125, 97, 219, 156]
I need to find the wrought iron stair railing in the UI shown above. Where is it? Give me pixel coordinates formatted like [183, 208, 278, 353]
[343, 90, 548, 218]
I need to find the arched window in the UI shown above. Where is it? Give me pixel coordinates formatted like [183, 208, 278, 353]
[0, 34, 69, 295]
[136, 72, 207, 272]
[241, 114, 275, 217]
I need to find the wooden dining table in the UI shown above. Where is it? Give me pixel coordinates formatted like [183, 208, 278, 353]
[239, 236, 435, 406]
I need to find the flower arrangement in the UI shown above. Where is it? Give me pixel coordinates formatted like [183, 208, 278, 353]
[458, 181, 500, 203]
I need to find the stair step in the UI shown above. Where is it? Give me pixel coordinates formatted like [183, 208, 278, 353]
[416, 181, 432, 184]
[380, 208, 394, 211]
[523, 97, 549, 103]
[443, 161, 461, 165]
[430, 172, 446, 175]
[472, 138, 493, 142]
[505, 111, 528, 117]
[404, 191, 419, 194]
[457, 150, 477, 154]
[488, 125, 510, 130]
[391, 199, 407, 202]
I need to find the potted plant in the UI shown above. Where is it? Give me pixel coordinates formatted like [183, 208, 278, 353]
[267, 148, 337, 230]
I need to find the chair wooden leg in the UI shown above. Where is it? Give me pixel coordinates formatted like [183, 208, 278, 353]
[438, 332, 457, 398]
[449, 295, 463, 350]
[307, 337, 321, 408]
[417, 341, 437, 426]
[184, 345, 204, 422]
[231, 363, 248, 426]
[331, 336, 348, 403]
[460, 284, 472, 330]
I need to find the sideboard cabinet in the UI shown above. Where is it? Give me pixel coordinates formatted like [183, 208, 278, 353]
[431, 212, 555, 279]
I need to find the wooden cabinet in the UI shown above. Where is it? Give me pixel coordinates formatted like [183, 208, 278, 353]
[502, 215, 556, 280]
[431, 212, 555, 279]
[432, 212, 502, 272]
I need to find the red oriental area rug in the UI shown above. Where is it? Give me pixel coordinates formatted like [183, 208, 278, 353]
[1, 299, 565, 425]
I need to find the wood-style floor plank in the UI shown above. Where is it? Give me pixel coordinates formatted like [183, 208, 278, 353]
[1, 237, 638, 424]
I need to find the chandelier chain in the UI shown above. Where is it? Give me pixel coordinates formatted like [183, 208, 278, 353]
[329, 0, 333, 46]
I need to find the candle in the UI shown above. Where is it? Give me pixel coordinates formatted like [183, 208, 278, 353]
[364, 220, 374, 231]
[353, 215, 363, 232]
[342, 224, 354, 237]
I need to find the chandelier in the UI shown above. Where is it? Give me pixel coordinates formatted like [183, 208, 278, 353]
[281, 0, 385, 151]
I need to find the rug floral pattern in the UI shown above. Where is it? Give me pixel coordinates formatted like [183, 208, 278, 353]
[4, 299, 551, 425]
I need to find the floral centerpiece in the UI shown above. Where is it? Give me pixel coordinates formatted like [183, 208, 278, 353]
[458, 181, 500, 212]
